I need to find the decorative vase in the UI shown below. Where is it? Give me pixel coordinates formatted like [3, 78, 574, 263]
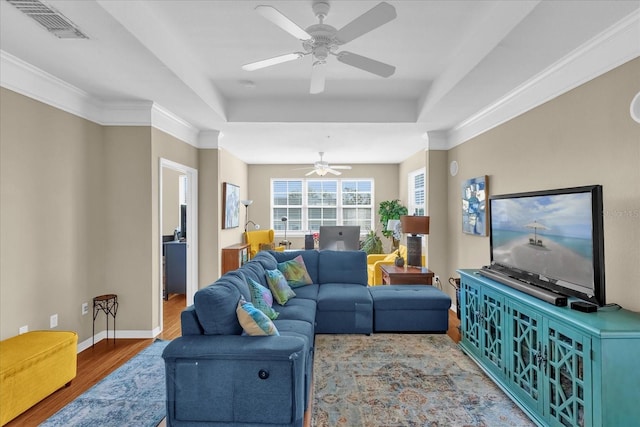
[395, 256, 404, 267]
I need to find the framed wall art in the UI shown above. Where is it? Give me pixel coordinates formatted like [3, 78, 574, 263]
[222, 182, 240, 229]
[462, 175, 489, 236]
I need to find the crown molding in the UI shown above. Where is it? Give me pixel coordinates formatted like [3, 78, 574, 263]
[0, 50, 199, 147]
[448, 10, 640, 149]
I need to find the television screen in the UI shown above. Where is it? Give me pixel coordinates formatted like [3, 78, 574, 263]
[488, 185, 605, 305]
[319, 226, 361, 251]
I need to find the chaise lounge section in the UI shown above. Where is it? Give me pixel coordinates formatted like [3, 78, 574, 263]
[162, 249, 450, 427]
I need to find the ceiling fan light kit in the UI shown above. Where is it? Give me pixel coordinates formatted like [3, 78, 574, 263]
[243, 1, 397, 94]
[295, 152, 352, 177]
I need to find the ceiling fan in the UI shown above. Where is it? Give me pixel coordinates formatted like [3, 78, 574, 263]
[295, 152, 352, 176]
[242, 1, 397, 94]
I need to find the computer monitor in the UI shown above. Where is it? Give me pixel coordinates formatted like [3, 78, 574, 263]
[318, 226, 361, 251]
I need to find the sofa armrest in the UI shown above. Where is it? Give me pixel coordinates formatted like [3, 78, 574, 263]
[163, 335, 307, 426]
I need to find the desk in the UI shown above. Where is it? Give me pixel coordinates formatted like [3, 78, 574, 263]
[380, 265, 434, 285]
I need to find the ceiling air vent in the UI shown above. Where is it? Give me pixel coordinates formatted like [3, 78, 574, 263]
[6, 0, 89, 39]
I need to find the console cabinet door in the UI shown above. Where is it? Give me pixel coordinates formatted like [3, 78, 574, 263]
[507, 299, 544, 413]
[481, 288, 506, 376]
[545, 320, 592, 427]
[460, 279, 482, 357]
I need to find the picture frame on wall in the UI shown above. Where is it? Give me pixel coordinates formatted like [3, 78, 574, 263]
[222, 182, 240, 229]
[462, 175, 489, 236]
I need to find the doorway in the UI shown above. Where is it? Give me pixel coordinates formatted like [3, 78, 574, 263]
[159, 158, 198, 333]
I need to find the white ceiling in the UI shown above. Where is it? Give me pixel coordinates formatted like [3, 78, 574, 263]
[1, 0, 639, 165]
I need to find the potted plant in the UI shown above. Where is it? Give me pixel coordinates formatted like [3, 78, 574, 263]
[378, 199, 408, 250]
[361, 230, 383, 255]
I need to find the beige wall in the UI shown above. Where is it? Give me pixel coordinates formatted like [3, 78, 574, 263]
[197, 149, 219, 287]
[0, 88, 105, 341]
[444, 57, 640, 311]
[247, 164, 400, 251]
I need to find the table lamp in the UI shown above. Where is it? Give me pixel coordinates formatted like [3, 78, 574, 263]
[400, 215, 429, 267]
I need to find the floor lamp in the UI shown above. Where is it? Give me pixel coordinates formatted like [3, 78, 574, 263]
[241, 200, 259, 232]
[280, 216, 290, 249]
[400, 215, 429, 267]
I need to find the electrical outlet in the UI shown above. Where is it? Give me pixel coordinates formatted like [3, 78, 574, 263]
[434, 275, 440, 284]
[19, 325, 28, 334]
[50, 314, 58, 328]
[82, 302, 89, 315]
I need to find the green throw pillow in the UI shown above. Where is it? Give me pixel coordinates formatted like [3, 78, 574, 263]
[277, 255, 313, 288]
[246, 277, 279, 320]
[236, 298, 279, 336]
[265, 269, 296, 305]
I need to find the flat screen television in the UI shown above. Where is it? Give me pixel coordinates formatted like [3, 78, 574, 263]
[485, 185, 605, 306]
[318, 226, 361, 251]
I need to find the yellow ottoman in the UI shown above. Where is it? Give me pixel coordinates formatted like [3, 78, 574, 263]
[0, 330, 77, 425]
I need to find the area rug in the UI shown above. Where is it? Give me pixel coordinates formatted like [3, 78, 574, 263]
[312, 334, 535, 427]
[41, 339, 169, 427]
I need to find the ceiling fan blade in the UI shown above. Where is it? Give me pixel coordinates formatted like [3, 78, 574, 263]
[255, 5, 312, 41]
[242, 52, 303, 71]
[330, 165, 352, 170]
[337, 51, 395, 77]
[310, 61, 326, 94]
[326, 168, 342, 176]
[305, 170, 318, 176]
[335, 2, 396, 44]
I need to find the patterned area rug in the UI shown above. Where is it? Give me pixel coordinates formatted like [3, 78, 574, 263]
[41, 339, 169, 427]
[312, 334, 535, 427]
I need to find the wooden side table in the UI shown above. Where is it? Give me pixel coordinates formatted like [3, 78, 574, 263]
[380, 265, 434, 285]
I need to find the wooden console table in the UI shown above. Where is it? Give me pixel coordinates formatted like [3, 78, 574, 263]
[380, 265, 434, 285]
[221, 243, 250, 274]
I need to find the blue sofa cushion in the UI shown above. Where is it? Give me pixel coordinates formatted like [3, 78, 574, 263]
[194, 283, 242, 335]
[318, 250, 368, 285]
[316, 283, 373, 311]
[221, 270, 251, 301]
[370, 285, 452, 310]
[241, 261, 269, 288]
[275, 298, 317, 326]
[271, 250, 319, 284]
[289, 283, 319, 300]
[251, 251, 278, 271]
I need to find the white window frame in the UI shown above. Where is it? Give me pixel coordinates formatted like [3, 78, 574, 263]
[408, 168, 426, 216]
[271, 178, 375, 236]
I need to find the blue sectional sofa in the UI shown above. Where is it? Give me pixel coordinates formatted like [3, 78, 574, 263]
[162, 249, 451, 427]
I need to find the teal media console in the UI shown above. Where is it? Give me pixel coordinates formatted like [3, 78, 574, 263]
[458, 269, 640, 427]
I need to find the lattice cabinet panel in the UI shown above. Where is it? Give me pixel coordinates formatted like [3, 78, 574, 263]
[546, 320, 591, 427]
[507, 300, 543, 412]
[481, 288, 505, 375]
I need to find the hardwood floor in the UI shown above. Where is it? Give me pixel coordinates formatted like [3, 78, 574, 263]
[7, 298, 460, 427]
[5, 293, 186, 427]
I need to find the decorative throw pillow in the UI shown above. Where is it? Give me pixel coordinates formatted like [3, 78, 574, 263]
[246, 277, 279, 320]
[265, 269, 296, 305]
[259, 243, 275, 251]
[277, 255, 313, 288]
[236, 298, 279, 336]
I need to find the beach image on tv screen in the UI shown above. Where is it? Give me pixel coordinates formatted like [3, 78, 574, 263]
[491, 192, 594, 290]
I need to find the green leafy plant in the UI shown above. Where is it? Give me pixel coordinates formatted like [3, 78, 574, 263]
[378, 199, 408, 239]
[361, 230, 384, 255]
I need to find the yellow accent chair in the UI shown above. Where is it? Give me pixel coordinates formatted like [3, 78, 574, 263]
[367, 245, 425, 286]
[244, 229, 285, 258]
